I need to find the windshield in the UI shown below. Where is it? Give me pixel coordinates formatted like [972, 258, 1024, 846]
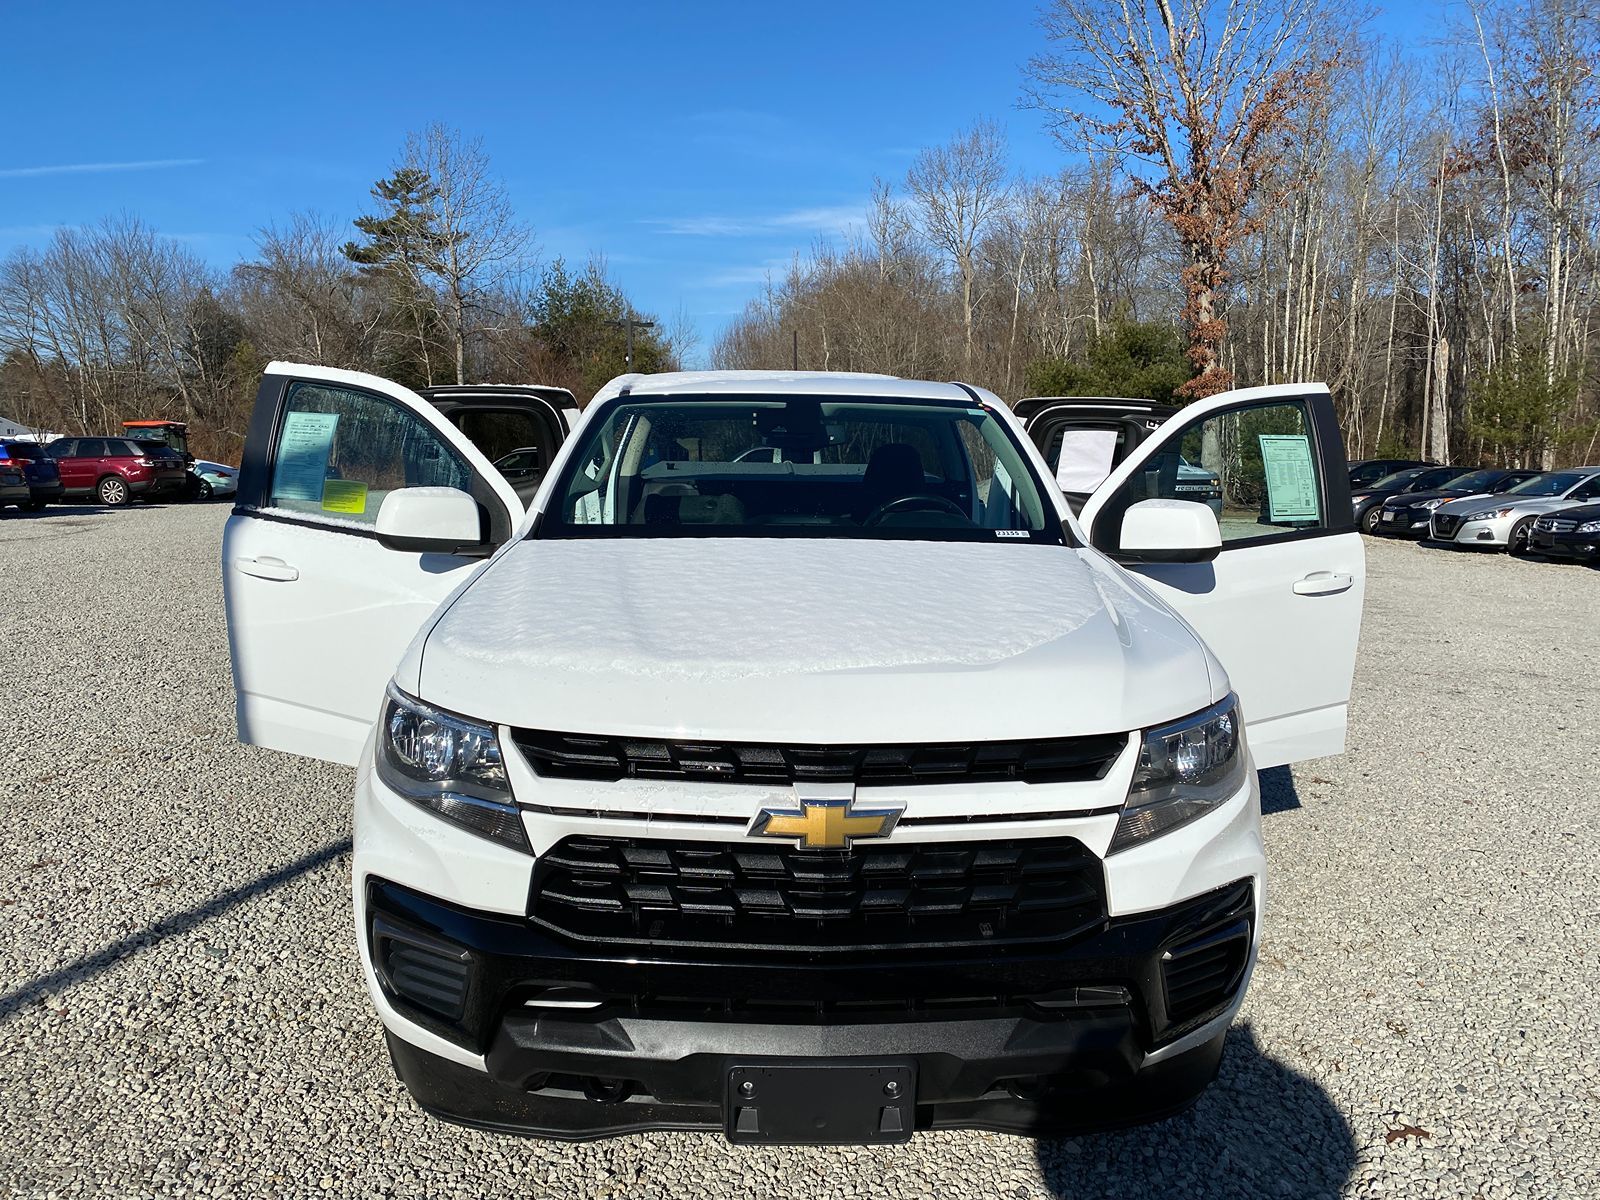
[1370, 468, 1425, 490]
[1445, 470, 1503, 492]
[539, 395, 1062, 542]
[1409, 467, 1466, 490]
[1508, 472, 1584, 496]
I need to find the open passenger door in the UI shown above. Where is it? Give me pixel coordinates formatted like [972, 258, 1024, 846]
[223, 364, 528, 766]
[1028, 385, 1365, 770]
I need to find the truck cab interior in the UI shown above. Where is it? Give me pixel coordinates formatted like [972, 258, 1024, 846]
[419, 385, 576, 504]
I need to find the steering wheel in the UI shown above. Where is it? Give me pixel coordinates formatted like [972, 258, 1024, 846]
[863, 493, 971, 526]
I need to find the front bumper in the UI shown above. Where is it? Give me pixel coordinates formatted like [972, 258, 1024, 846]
[353, 725, 1265, 1142]
[367, 875, 1251, 1140]
[1430, 513, 1511, 545]
[1375, 507, 1430, 537]
[1530, 528, 1600, 560]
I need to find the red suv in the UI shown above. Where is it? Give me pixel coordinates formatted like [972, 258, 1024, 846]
[45, 437, 188, 506]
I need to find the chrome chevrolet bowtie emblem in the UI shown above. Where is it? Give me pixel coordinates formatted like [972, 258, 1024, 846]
[749, 783, 903, 849]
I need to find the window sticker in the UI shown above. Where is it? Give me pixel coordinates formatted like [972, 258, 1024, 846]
[320, 478, 368, 514]
[1258, 434, 1319, 522]
[1056, 428, 1118, 493]
[275, 411, 339, 501]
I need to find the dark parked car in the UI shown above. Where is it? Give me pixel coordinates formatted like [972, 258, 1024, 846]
[1528, 502, 1600, 563]
[0, 456, 28, 511]
[45, 436, 188, 506]
[0, 438, 62, 510]
[1348, 458, 1432, 489]
[1373, 468, 1542, 538]
[1351, 465, 1472, 534]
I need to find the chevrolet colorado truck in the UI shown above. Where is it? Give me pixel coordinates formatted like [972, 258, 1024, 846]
[223, 365, 1364, 1144]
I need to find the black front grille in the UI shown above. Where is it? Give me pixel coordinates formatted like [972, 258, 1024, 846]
[511, 730, 1127, 787]
[1432, 514, 1461, 537]
[529, 836, 1107, 953]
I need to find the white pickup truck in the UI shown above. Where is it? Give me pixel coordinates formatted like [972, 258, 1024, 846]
[223, 365, 1363, 1144]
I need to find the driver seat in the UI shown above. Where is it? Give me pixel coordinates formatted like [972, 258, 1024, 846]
[861, 443, 924, 516]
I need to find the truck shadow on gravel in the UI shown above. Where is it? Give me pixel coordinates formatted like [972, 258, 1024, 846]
[4, 503, 116, 520]
[1035, 1024, 1356, 1199]
[0, 837, 350, 1022]
[1258, 766, 1302, 815]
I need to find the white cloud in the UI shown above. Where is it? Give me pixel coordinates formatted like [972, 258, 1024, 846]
[650, 203, 863, 238]
[0, 158, 203, 179]
[704, 263, 785, 287]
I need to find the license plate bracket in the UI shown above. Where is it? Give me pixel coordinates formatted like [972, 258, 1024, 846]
[724, 1061, 916, 1145]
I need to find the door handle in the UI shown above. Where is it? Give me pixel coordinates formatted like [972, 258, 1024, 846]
[1292, 571, 1352, 596]
[235, 556, 299, 582]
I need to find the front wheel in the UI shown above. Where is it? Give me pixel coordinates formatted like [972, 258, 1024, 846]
[1506, 517, 1535, 557]
[196, 479, 213, 501]
[97, 475, 130, 507]
[1360, 506, 1381, 535]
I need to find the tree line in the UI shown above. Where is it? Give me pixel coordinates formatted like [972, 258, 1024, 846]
[6, 1, 1600, 471]
[0, 124, 681, 459]
[715, 0, 1600, 469]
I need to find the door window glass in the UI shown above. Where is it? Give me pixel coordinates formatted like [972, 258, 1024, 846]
[1111, 399, 1324, 546]
[455, 409, 550, 467]
[267, 382, 472, 528]
[79, 439, 109, 458]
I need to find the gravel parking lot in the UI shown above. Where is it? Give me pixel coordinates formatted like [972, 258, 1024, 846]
[2, 501, 1596, 1199]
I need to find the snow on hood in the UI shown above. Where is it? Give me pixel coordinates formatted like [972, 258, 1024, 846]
[413, 538, 1215, 743]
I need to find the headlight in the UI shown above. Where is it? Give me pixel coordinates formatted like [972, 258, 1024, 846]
[1578, 520, 1600, 534]
[1464, 507, 1514, 522]
[1109, 695, 1247, 854]
[1418, 497, 1448, 510]
[377, 683, 528, 852]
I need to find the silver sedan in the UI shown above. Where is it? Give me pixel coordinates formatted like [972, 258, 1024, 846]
[1429, 468, 1600, 554]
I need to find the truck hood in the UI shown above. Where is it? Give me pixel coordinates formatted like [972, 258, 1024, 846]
[410, 538, 1218, 743]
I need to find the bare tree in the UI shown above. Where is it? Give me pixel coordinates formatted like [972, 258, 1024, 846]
[237, 213, 382, 366]
[401, 123, 535, 384]
[905, 121, 1010, 371]
[1028, 0, 1357, 398]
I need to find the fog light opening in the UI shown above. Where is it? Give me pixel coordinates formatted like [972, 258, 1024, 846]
[1005, 1077, 1048, 1102]
[583, 1077, 631, 1104]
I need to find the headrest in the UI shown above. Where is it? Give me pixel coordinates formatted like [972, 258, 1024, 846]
[863, 442, 924, 493]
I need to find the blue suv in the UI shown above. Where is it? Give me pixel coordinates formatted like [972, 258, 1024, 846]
[0, 439, 62, 511]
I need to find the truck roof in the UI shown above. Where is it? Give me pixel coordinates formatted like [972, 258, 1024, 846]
[590, 370, 994, 407]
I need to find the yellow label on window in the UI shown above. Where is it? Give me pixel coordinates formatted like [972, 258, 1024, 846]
[320, 479, 368, 514]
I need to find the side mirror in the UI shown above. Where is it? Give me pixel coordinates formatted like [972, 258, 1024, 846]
[375, 487, 492, 557]
[1117, 499, 1222, 564]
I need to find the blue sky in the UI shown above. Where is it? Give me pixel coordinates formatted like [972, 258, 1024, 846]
[2, 1, 1433, 363]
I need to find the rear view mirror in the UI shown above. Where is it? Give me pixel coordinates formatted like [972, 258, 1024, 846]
[1117, 499, 1222, 564]
[375, 487, 492, 557]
